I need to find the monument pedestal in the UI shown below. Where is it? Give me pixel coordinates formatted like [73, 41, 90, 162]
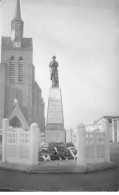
[46, 87, 65, 143]
[45, 130, 65, 142]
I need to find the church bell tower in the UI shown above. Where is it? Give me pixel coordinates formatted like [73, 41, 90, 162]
[0, 0, 45, 131]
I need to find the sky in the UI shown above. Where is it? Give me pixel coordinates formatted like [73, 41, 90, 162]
[0, 0, 119, 129]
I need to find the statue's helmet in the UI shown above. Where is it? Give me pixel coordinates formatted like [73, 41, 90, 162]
[52, 55, 56, 59]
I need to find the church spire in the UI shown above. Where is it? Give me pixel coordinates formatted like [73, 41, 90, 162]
[11, 0, 24, 47]
[14, 0, 21, 21]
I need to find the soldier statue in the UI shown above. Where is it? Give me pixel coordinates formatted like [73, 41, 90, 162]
[49, 56, 59, 87]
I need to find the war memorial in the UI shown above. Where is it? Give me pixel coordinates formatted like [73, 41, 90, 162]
[0, 0, 119, 191]
[45, 56, 65, 142]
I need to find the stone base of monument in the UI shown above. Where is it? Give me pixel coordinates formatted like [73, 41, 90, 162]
[0, 161, 115, 173]
[45, 130, 66, 143]
[46, 86, 66, 143]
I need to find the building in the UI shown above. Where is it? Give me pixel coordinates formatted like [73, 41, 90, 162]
[0, 0, 45, 131]
[85, 124, 95, 132]
[66, 116, 119, 146]
[94, 116, 119, 142]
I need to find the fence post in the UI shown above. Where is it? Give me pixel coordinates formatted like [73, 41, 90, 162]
[2, 118, 9, 163]
[117, 119, 119, 142]
[112, 120, 115, 142]
[76, 123, 86, 166]
[103, 119, 110, 162]
[29, 123, 40, 165]
[94, 130, 98, 163]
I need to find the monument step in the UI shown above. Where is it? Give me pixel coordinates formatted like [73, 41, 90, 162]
[0, 161, 115, 174]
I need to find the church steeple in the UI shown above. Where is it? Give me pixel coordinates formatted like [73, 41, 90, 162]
[11, 0, 24, 47]
[13, 0, 21, 20]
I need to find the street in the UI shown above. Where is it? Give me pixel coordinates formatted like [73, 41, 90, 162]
[0, 166, 119, 191]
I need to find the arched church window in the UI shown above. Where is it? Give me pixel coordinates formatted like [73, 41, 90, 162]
[10, 56, 15, 82]
[18, 56, 23, 83]
[9, 116, 22, 128]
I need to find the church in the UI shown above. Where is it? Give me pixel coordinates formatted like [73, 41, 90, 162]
[0, 0, 45, 131]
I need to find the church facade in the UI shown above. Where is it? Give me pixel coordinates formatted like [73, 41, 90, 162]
[0, 0, 45, 131]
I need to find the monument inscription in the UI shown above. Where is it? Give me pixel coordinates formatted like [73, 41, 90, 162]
[47, 101, 63, 123]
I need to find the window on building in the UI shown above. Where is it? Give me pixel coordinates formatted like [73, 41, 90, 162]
[10, 56, 15, 82]
[18, 56, 23, 83]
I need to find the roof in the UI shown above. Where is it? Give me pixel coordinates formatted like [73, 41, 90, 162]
[85, 124, 95, 127]
[96, 116, 119, 123]
[8, 99, 29, 130]
[1, 36, 33, 51]
[35, 81, 42, 92]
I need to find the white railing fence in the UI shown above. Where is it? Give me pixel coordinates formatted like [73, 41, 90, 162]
[76, 120, 110, 166]
[2, 118, 40, 165]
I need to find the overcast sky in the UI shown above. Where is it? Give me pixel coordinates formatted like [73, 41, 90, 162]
[1, 0, 119, 129]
